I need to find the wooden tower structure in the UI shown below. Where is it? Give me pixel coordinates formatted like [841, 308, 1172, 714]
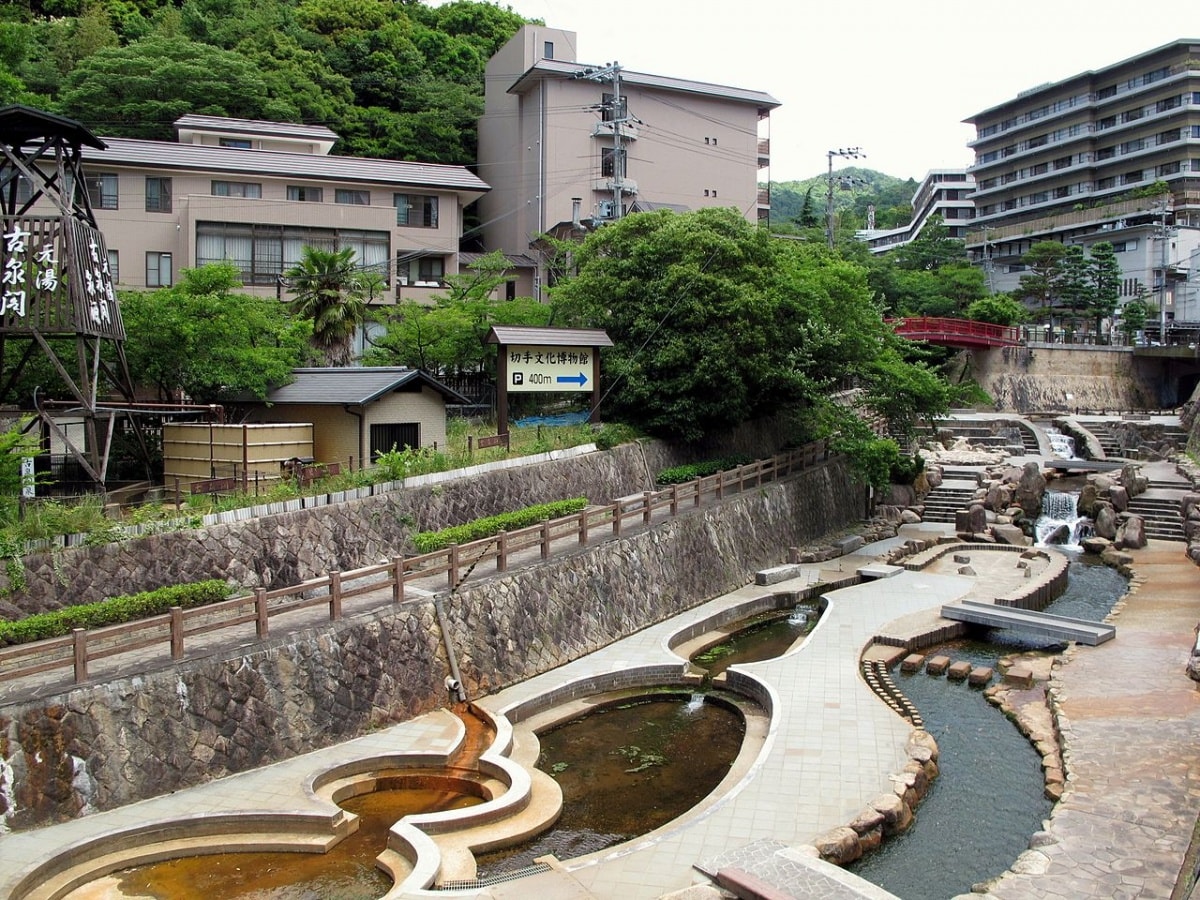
[0, 104, 150, 488]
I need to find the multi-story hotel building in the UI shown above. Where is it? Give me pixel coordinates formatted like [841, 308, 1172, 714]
[858, 169, 976, 254]
[964, 40, 1200, 328]
[66, 114, 489, 306]
[477, 25, 779, 300]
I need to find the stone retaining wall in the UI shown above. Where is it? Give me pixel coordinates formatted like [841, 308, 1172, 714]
[2, 442, 660, 617]
[0, 458, 863, 831]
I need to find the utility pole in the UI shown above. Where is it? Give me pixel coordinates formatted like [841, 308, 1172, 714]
[826, 147, 865, 249]
[1156, 200, 1171, 342]
[575, 62, 630, 221]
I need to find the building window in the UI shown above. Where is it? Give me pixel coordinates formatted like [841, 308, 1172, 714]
[287, 185, 323, 202]
[107, 249, 118, 283]
[543, 41, 554, 60]
[1111, 240, 1138, 252]
[1157, 161, 1181, 177]
[1096, 84, 1117, 100]
[393, 194, 439, 228]
[1054, 186, 1071, 199]
[146, 251, 172, 287]
[219, 138, 252, 149]
[1123, 170, 1143, 184]
[396, 254, 444, 286]
[1143, 66, 1170, 85]
[211, 180, 262, 198]
[1026, 134, 1047, 149]
[1097, 115, 1117, 130]
[1123, 107, 1144, 122]
[601, 147, 626, 178]
[1030, 191, 1048, 204]
[1030, 162, 1048, 175]
[196, 222, 388, 286]
[1120, 138, 1145, 154]
[1158, 129, 1181, 145]
[85, 173, 118, 210]
[1097, 176, 1116, 190]
[1054, 155, 1072, 170]
[370, 422, 419, 457]
[1096, 147, 1115, 161]
[145, 177, 172, 212]
[335, 189, 370, 205]
[1156, 96, 1182, 113]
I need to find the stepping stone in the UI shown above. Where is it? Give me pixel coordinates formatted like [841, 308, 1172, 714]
[926, 655, 951, 675]
[947, 660, 972, 681]
[968, 666, 994, 686]
[1004, 664, 1034, 688]
[901, 653, 925, 673]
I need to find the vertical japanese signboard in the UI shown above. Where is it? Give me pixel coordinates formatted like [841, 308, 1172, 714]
[1, 216, 122, 338]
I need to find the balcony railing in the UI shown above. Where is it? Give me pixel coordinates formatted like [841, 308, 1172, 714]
[966, 195, 1172, 247]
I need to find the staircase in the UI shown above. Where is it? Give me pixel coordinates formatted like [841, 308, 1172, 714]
[921, 478, 980, 524]
[1125, 493, 1186, 542]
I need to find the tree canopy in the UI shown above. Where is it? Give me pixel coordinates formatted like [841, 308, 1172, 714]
[5, 0, 531, 165]
[119, 263, 308, 404]
[549, 207, 949, 445]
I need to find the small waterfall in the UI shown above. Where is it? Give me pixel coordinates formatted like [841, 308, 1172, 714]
[788, 607, 809, 626]
[1044, 427, 1079, 460]
[1035, 490, 1091, 547]
[683, 693, 705, 714]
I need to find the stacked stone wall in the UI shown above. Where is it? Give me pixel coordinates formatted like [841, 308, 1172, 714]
[972, 345, 1158, 413]
[0, 458, 863, 830]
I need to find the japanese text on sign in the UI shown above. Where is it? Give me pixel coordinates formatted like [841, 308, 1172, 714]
[507, 344, 593, 393]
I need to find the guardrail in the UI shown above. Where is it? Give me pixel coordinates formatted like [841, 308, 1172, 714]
[0, 442, 831, 688]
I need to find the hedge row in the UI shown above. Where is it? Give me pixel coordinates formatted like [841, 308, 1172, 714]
[655, 455, 756, 485]
[0, 580, 233, 647]
[411, 498, 589, 554]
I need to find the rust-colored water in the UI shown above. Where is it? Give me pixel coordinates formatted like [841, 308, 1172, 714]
[109, 787, 481, 899]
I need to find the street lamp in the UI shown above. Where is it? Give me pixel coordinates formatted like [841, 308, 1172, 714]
[826, 147, 865, 249]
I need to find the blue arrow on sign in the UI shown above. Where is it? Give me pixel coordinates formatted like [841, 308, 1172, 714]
[556, 372, 588, 387]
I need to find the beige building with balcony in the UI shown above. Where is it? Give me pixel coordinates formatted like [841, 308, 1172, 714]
[477, 25, 779, 300]
[964, 40, 1200, 329]
[68, 114, 489, 308]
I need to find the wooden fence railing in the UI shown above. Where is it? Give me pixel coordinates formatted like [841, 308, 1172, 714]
[0, 442, 830, 688]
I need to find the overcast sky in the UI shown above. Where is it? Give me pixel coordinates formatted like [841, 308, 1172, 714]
[478, 0, 1193, 183]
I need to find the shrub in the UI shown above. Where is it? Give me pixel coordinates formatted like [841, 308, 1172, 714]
[411, 498, 588, 553]
[594, 423, 640, 450]
[889, 453, 925, 486]
[655, 455, 755, 485]
[0, 579, 233, 646]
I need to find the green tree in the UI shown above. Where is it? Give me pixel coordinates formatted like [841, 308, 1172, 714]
[120, 263, 307, 403]
[1118, 297, 1150, 344]
[965, 294, 1028, 326]
[1087, 241, 1122, 338]
[1017, 241, 1068, 333]
[285, 246, 370, 367]
[1058, 244, 1091, 336]
[56, 35, 296, 138]
[365, 253, 551, 373]
[892, 218, 968, 271]
[550, 207, 934, 444]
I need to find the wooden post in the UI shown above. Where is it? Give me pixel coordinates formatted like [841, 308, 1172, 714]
[670, 483, 679, 516]
[170, 606, 184, 659]
[693, 478, 701, 508]
[612, 501, 622, 537]
[448, 544, 459, 590]
[329, 570, 342, 620]
[255, 588, 269, 638]
[392, 554, 405, 604]
[716, 472, 724, 501]
[578, 509, 589, 546]
[541, 519, 551, 560]
[497, 531, 508, 573]
[642, 491, 653, 526]
[72, 628, 87, 684]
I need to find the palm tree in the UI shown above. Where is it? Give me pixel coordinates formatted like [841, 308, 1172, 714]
[285, 246, 369, 367]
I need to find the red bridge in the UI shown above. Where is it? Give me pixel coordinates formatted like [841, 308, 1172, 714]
[889, 316, 1022, 348]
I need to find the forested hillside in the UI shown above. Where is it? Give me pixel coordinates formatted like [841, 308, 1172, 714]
[0, 0, 530, 164]
[768, 168, 919, 234]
